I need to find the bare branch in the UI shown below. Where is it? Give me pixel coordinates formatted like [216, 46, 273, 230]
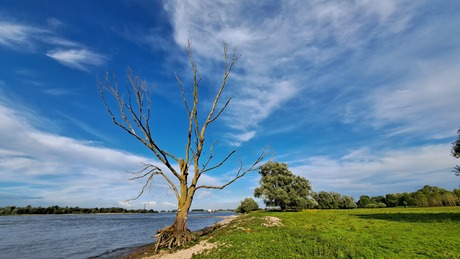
[200, 141, 216, 172]
[200, 42, 239, 139]
[98, 69, 182, 180]
[128, 164, 180, 201]
[196, 147, 269, 190]
[176, 73, 191, 117]
[209, 97, 232, 123]
[201, 149, 236, 174]
[98, 72, 146, 145]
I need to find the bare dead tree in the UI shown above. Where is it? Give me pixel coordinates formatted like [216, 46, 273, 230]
[98, 40, 267, 251]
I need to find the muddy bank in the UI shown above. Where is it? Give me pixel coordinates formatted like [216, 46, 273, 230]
[116, 215, 239, 259]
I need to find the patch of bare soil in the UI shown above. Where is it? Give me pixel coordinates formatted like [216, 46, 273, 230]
[122, 215, 238, 259]
[261, 216, 284, 227]
[144, 239, 216, 259]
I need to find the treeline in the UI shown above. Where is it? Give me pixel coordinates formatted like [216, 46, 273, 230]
[251, 161, 460, 211]
[357, 185, 460, 208]
[310, 185, 460, 210]
[310, 192, 357, 209]
[0, 205, 159, 216]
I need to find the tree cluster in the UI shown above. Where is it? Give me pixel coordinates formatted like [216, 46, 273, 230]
[252, 161, 359, 211]
[254, 161, 313, 211]
[311, 191, 357, 209]
[452, 128, 460, 176]
[0, 205, 159, 215]
[357, 185, 460, 208]
[251, 162, 460, 212]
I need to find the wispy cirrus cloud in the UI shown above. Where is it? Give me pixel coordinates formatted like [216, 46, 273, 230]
[368, 62, 460, 139]
[0, 89, 231, 209]
[46, 48, 107, 72]
[0, 98, 174, 209]
[0, 21, 46, 50]
[289, 144, 458, 198]
[339, 10, 460, 141]
[0, 19, 108, 71]
[163, 0, 423, 145]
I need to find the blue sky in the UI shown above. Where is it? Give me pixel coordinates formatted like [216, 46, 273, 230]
[0, 0, 459, 210]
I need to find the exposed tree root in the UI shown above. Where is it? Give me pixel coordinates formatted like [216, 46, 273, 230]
[154, 226, 196, 253]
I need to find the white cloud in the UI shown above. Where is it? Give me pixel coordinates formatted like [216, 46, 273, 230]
[0, 21, 47, 49]
[141, 201, 157, 206]
[368, 60, 459, 140]
[195, 190, 214, 200]
[46, 48, 107, 72]
[163, 0, 422, 145]
[0, 20, 107, 71]
[118, 200, 134, 207]
[228, 131, 256, 147]
[0, 97, 233, 209]
[161, 201, 176, 207]
[0, 101, 170, 208]
[290, 144, 458, 198]
[338, 11, 460, 140]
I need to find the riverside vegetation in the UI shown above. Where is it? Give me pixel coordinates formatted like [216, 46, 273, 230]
[193, 207, 460, 258]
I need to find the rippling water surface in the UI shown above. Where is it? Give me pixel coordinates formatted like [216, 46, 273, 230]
[0, 211, 234, 259]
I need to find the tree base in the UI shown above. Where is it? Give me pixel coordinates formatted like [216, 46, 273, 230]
[154, 225, 196, 253]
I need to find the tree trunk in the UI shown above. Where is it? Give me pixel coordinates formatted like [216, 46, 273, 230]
[154, 196, 195, 252]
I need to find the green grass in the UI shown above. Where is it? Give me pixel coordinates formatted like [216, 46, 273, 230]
[194, 207, 460, 258]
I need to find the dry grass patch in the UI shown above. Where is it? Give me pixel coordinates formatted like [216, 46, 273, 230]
[262, 216, 284, 227]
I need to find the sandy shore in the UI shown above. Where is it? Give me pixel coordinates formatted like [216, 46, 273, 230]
[120, 215, 238, 259]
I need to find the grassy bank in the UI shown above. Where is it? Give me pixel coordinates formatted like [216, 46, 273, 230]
[194, 207, 460, 258]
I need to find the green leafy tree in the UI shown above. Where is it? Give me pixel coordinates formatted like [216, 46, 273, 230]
[385, 193, 399, 207]
[398, 192, 415, 207]
[413, 192, 429, 207]
[314, 192, 339, 209]
[236, 198, 259, 213]
[452, 128, 460, 176]
[339, 195, 357, 209]
[357, 195, 371, 208]
[98, 41, 266, 250]
[453, 189, 460, 199]
[370, 196, 386, 204]
[254, 161, 312, 211]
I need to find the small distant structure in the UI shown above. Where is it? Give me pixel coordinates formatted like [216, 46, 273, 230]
[207, 209, 216, 214]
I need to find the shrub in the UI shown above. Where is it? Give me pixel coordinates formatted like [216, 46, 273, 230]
[236, 198, 259, 213]
[376, 202, 387, 208]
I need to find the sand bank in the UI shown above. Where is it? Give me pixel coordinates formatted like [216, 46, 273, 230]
[120, 215, 238, 259]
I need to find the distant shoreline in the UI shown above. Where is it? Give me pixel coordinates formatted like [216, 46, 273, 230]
[0, 205, 234, 216]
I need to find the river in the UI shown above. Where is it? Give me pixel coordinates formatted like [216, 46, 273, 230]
[0, 211, 234, 259]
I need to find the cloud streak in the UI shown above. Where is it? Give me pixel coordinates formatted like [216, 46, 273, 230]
[164, 0, 424, 145]
[0, 93, 231, 209]
[289, 144, 458, 198]
[0, 100, 174, 208]
[0, 21, 46, 50]
[46, 48, 107, 72]
[0, 19, 107, 71]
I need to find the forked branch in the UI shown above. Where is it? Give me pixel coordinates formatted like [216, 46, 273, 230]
[98, 70, 181, 180]
[196, 147, 269, 190]
[129, 164, 180, 201]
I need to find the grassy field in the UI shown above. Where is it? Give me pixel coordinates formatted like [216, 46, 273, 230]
[194, 207, 460, 258]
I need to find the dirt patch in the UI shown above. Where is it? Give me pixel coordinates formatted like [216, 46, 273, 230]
[262, 216, 284, 227]
[144, 239, 216, 259]
[121, 215, 238, 259]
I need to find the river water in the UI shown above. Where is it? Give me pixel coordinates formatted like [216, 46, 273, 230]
[0, 211, 234, 259]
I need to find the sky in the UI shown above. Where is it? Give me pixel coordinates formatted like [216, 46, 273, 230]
[0, 0, 459, 210]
